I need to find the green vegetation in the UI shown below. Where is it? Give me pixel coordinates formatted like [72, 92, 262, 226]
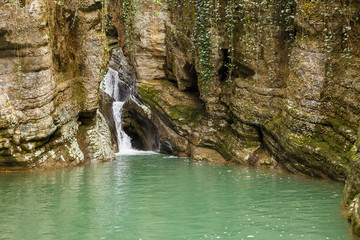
[137, 84, 164, 109]
[138, 81, 203, 126]
[100, 0, 110, 78]
[4, 0, 25, 7]
[121, 0, 137, 57]
[166, 0, 356, 88]
[191, 0, 215, 85]
[169, 105, 202, 126]
[224, 0, 236, 82]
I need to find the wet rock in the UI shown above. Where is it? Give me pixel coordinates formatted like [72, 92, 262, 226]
[191, 146, 227, 164]
[343, 129, 360, 235]
[99, 91, 118, 152]
[77, 110, 115, 162]
[109, 48, 137, 100]
[122, 98, 159, 151]
[348, 195, 360, 236]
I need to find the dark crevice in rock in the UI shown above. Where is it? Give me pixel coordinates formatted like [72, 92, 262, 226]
[248, 144, 265, 166]
[159, 140, 173, 154]
[232, 59, 255, 78]
[182, 62, 199, 92]
[219, 48, 230, 82]
[122, 99, 159, 151]
[123, 114, 159, 151]
[106, 27, 118, 39]
[0, 30, 6, 37]
[78, 111, 96, 123]
[79, 2, 103, 12]
[0, 156, 27, 167]
[19, 0, 25, 8]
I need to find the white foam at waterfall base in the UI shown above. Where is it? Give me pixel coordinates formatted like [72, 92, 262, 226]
[116, 150, 159, 156]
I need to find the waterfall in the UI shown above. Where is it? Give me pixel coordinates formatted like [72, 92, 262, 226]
[100, 48, 159, 155]
[101, 67, 134, 154]
[112, 102, 133, 152]
[102, 68, 121, 101]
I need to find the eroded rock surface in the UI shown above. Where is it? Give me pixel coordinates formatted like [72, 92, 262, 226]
[108, 0, 360, 236]
[0, 0, 115, 169]
[134, 0, 168, 80]
[1, 0, 360, 236]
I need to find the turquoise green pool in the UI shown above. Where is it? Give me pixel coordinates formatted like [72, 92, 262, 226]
[0, 154, 353, 239]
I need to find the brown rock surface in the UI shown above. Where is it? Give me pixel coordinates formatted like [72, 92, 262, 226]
[1, 0, 360, 236]
[134, 0, 168, 80]
[0, 0, 115, 168]
[128, 0, 360, 235]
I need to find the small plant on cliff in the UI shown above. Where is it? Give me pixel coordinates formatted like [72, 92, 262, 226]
[167, 0, 356, 90]
[191, 0, 215, 85]
[5, 0, 25, 7]
[121, 0, 137, 59]
[100, 0, 110, 79]
[224, 0, 236, 82]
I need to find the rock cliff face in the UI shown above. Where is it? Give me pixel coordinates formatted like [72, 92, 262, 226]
[106, 0, 360, 235]
[1, 0, 360, 236]
[0, 0, 114, 169]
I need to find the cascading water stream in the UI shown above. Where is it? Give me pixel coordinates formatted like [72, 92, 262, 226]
[101, 68, 134, 154]
[112, 102, 133, 152]
[100, 48, 159, 155]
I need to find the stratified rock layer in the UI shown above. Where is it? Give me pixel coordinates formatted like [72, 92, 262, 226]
[1, 0, 360, 236]
[0, 0, 115, 169]
[110, 0, 359, 236]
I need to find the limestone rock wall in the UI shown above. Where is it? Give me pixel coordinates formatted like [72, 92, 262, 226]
[113, 0, 360, 235]
[108, 0, 168, 80]
[343, 128, 360, 236]
[0, 0, 115, 169]
[1, 0, 359, 234]
[161, 0, 359, 178]
[128, 0, 359, 176]
[164, 1, 358, 169]
[134, 0, 168, 80]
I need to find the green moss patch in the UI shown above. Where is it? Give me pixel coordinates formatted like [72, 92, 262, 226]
[138, 80, 204, 127]
[169, 105, 202, 126]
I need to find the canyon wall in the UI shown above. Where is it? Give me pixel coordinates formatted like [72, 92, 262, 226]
[0, 0, 115, 169]
[108, 0, 360, 235]
[1, 0, 360, 236]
